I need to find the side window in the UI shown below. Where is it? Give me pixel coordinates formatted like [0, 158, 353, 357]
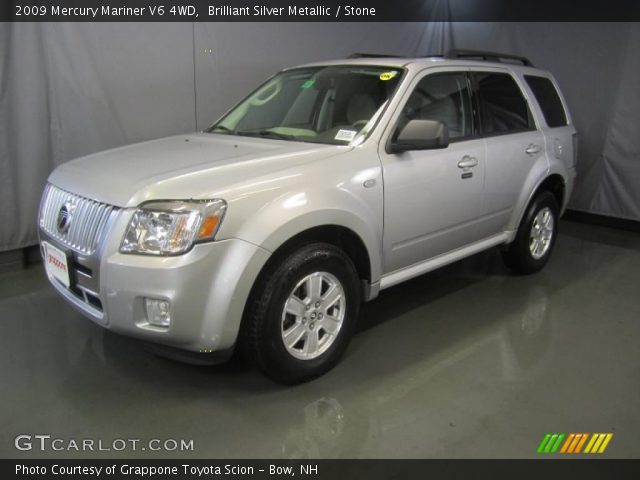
[474, 72, 534, 134]
[525, 75, 568, 128]
[399, 73, 473, 140]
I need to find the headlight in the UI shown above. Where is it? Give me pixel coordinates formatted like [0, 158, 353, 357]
[120, 200, 226, 255]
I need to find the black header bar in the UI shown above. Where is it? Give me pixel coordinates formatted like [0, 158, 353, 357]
[4, 459, 640, 479]
[4, 0, 640, 22]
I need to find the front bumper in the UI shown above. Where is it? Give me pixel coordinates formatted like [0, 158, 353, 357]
[40, 212, 270, 354]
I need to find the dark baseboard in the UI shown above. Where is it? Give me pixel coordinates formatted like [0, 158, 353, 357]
[0, 245, 42, 273]
[0, 249, 23, 273]
[24, 244, 43, 264]
[564, 209, 640, 233]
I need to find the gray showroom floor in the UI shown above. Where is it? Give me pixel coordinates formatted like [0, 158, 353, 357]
[1, 220, 638, 459]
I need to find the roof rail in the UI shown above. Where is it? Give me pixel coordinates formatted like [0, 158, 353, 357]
[445, 49, 534, 67]
[347, 53, 405, 59]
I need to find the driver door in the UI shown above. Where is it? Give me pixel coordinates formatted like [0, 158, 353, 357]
[380, 69, 486, 273]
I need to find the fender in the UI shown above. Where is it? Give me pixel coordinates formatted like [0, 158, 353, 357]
[214, 143, 385, 287]
[231, 191, 383, 284]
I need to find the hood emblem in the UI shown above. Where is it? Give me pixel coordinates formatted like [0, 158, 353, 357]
[57, 201, 75, 234]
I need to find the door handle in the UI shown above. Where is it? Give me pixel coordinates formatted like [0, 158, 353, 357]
[457, 155, 478, 169]
[525, 144, 541, 156]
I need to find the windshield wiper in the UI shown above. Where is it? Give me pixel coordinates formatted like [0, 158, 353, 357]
[209, 125, 235, 134]
[236, 130, 295, 141]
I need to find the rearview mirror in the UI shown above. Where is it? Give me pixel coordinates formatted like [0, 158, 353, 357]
[389, 119, 449, 153]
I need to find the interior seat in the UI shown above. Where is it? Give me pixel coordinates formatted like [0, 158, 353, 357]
[346, 93, 377, 126]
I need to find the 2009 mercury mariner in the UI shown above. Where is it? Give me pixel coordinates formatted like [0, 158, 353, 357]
[39, 50, 576, 383]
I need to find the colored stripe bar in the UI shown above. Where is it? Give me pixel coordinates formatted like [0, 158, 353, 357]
[574, 433, 589, 453]
[538, 432, 613, 454]
[590, 434, 606, 453]
[584, 433, 598, 453]
[544, 434, 559, 453]
[560, 433, 575, 453]
[550, 433, 565, 453]
[567, 433, 582, 453]
[584, 433, 614, 453]
[598, 433, 613, 453]
[537, 434, 552, 453]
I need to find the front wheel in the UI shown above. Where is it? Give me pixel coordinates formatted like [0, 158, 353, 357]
[242, 243, 361, 384]
[502, 191, 559, 275]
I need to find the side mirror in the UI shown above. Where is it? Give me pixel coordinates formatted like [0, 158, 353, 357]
[389, 119, 449, 153]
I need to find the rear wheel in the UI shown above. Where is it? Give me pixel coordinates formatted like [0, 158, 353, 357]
[243, 243, 361, 384]
[502, 191, 559, 274]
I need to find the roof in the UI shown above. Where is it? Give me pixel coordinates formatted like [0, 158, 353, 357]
[290, 50, 547, 75]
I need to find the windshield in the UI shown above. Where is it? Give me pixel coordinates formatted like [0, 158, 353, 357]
[207, 65, 404, 145]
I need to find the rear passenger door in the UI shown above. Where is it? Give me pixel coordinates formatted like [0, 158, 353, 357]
[471, 70, 545, 237]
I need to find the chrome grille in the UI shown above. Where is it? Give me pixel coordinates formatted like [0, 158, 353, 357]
[39, 184, 118, 254]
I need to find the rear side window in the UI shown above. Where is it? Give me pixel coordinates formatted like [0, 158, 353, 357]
[525, 75, 568, 128]
[473, 72, 534, 135]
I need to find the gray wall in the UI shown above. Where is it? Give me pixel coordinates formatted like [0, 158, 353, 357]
[449, 23, 640, 222]
[1, 22, 638, 251]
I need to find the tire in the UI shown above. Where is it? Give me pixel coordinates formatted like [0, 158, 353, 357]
[502, 191, 559, 275]
[242, 243, 361, 384]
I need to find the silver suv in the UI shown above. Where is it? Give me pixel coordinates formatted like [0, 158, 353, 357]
[39, 50, 576, 383]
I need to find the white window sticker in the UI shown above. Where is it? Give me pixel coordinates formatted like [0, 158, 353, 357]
[335, 129, 357, 142]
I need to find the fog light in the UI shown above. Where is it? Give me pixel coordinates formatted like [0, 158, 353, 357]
[145, 298, 171, 327]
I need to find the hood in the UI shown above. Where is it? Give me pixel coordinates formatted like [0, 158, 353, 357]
[48, 133, 344, 207]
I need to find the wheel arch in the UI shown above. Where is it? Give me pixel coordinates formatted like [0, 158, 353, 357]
[250, 224, 374, 300]
[509, 173, 566, 238]
[534, 174, 565, 212]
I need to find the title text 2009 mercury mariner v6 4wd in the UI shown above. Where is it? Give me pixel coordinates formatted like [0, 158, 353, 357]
[39, 50, 576, 383]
